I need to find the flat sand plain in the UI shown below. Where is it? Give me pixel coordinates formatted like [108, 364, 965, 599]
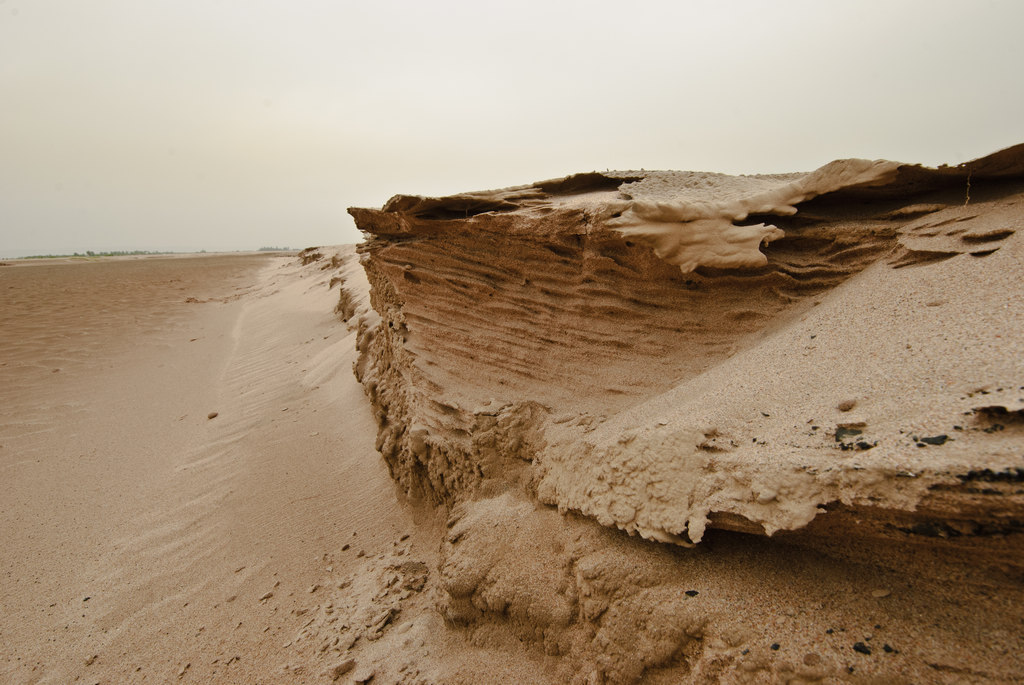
[0, 253, 421, 682]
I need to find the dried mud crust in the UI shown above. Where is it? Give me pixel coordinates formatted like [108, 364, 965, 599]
[344, 145, 1024, 682]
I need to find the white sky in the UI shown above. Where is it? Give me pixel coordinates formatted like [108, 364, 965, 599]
[2, 0, 1023, 256]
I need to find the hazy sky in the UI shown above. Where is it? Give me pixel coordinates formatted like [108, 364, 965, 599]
[2, 0, 1022, 256]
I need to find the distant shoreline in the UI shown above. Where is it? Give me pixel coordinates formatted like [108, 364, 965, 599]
[1, 247, 296, 261]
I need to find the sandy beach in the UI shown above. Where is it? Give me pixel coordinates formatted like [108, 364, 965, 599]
[3, 145, 1023, 684]
[1, 253, 417, 682]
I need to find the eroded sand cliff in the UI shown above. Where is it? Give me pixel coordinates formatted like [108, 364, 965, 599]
[338, 144, 1024, 682]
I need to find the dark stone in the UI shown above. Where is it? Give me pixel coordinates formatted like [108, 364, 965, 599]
[853, 642, 872, 655]
[685, 590, 699, 597]
[835, 427, 863, 442]
[919, 434, 949, 445]
[771, 643, 780, 651]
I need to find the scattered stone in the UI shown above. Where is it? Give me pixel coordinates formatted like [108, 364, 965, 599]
[342, 544, 350, 551]
[309, 584, 320, 594]
[685, 590, 699, 597]
[883, 644, 896, 653]
[837, 399, 857, 412]
[918, 434, 949, 446]
[259, 591, 274, 601]
[85, 654, 98, 666]
[329, 659, 356, 681]
[770, 643, 780, 651]
[178, 662, 190, 677]
[835, 426, 863, 442]
[871, 589, 891, 598]
[351, 667, 375, 683]
[365, 607, 398, 638]
[853, 642, 872, 655]
[207, 411, 219, 420]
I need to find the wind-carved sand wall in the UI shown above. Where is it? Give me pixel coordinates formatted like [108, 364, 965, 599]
[345, 145, 1024, 681]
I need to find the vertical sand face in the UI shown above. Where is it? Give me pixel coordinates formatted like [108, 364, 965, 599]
[344, 146, 1024, 682]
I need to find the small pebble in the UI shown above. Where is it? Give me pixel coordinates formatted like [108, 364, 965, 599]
[837, 399, 857, 412]
[207, 411, 219, 420]
[259, 591, 274, 601]
[871, 589, 891, 598]
[853, 642, 871, 655]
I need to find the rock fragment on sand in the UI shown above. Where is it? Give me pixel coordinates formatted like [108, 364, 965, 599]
[259, 591, 274, 601]
[837, 399, 857, 412]
[207, 411, 219, 420]
[351, 666, 375, 682]
[328, 658, 355, 680]
[871, 589, 891, 598]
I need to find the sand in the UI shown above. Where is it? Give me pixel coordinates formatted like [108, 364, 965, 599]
[0, 254, 408, 682]
[347, 145, 1024, 682]
[2, 144, 1023, 684]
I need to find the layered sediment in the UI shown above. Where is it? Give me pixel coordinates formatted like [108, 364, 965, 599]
[344, 144, 1024, 681]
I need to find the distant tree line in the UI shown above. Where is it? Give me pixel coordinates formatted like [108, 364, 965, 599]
[20, 250, 173, 259]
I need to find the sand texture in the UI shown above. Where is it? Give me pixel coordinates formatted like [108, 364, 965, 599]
[347, 144, 1024, 682]
[2, 144, 1022, 685]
